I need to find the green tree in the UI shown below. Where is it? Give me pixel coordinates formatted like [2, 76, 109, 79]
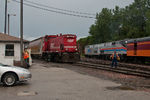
[146, 10, 150, 35]
[78, 0, 150, 53]
[89, 8, 113, 43]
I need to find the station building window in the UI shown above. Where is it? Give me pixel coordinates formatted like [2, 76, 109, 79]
[5, 44, 14, 56]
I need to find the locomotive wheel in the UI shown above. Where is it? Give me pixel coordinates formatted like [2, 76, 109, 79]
[54, 55, 61, 62]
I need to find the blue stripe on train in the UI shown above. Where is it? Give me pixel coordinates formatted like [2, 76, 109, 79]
[103, 49, 127, 52]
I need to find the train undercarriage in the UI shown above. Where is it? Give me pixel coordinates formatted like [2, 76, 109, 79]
[42, 52, 80, 63]
[85, 54, 150, 64]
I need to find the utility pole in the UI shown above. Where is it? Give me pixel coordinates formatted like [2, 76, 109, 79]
[20, 0, 24, 66]
[4, 0, 8, 34]
[8, 14, 16, 35]
[8, 14, 9, 35]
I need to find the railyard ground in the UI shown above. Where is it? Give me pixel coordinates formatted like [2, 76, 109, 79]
[0, 60, 150, 100]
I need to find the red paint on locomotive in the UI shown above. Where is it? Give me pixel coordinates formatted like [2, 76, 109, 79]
[48, 34, 78, 53]
[42, 35, 57, 52]
[29, 34, 80, 62]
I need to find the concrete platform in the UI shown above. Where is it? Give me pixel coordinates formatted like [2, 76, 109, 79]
[0, 62, 150, 100]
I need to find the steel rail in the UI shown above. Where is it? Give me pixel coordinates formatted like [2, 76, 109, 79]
[73, 62, 150, 78]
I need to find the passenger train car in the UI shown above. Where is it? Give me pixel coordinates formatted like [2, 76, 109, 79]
[85, 36, 150, 63]
[126, 37, 150, 62]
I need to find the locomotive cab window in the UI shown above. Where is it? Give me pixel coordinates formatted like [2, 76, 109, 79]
[120, 41, 127, 47]
[112, 42, 116, 45]
[5, 44, 14, 56]
[94, 48, 98, 53]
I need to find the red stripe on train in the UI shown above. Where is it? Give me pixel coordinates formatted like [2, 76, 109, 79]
[100, 47, 127, 51]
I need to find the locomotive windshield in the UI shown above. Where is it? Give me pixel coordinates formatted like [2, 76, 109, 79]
[120, 41, 127, 47]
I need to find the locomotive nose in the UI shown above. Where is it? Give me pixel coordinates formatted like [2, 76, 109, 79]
[64, 46, 77, 52]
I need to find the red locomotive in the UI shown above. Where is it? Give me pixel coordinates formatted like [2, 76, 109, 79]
[29, 34, 80, 63]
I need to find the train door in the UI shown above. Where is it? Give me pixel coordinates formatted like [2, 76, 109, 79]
[134, 41, 137, 55]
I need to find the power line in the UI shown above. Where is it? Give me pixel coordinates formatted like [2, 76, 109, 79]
[12, 0, 96, 19]
[24, 0, 96, 16]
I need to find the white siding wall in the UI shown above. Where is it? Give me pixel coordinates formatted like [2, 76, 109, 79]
[0, 43, 21, 65]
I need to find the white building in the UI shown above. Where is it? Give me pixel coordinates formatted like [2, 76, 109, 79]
[0, 33, 29, 66]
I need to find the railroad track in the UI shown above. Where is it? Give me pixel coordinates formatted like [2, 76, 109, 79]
[81, 58, 150, 71]
[73, 61, 150, 78]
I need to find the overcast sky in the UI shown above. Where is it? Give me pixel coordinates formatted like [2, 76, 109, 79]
[0, 0, 134, 40]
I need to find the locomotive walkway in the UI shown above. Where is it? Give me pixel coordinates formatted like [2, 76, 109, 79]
[0, 60, 150, 100]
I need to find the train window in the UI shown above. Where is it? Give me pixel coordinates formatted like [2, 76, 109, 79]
[94, 50, 97, 53]
[94, 48, 98, 53]
[60, 44, 64, 50]
[122, 43, 127, 47]
[112, 42, 116, 45]
[120, 41, 127, 47]
[48, 37, 56, 39]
